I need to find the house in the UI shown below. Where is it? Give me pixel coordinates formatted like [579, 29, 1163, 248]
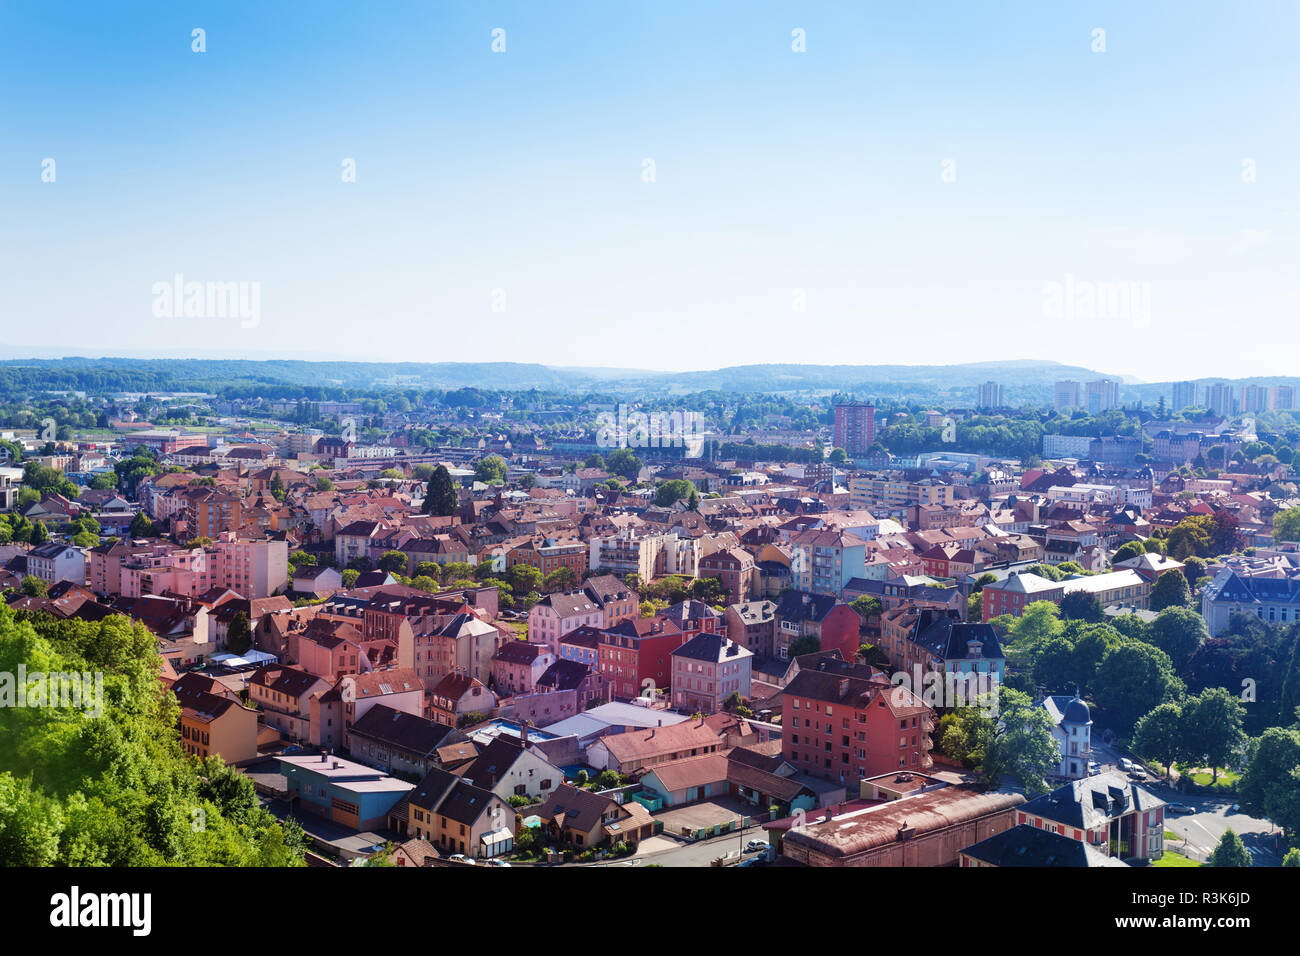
[1111, 551, 1184, 583]
[311, 666, 424, 751]
[697, 547, 759, 605]
[346, 703, 466, 777]
[527, 589, 606, 653]
[292, 564, 344, 596]
[172, 672, 258, 764]
[248, 663, 331, 742]
[1012, 770, 1166, 862]
[725, 599, 777, 658]
[535, 782, 655, 849]
[25, 543, 86, 587]
[1200, 566, 1300, 636]
[489, 640, 555, 698]
[670, 632, 754, 715]
[789, 529, 868, 597]
[279, 753, 414, 831]
[586, 717, 725, 774]
[773, 590, 861, 662]
[1038, 693, 1094, 780]
[460, 734, 564, 802]
[638, 751, 732, 807]
[905, 608, 1005, 686]
[388, 767, 515, 859]
[427, 672, 497, 727]
[959, 822, 1127, 867]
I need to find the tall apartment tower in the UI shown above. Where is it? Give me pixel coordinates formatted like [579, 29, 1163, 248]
[1241, 384, 1270, 414]
[833, 401, 876, 458]
[1205, 383, 1234, 417]
[1171, 381, 1197, 411]
[1085, 379, 1120, 414]
[1054, 381, 1081, 410]
[977, 381, 1004, 410]
[1274, 385, 1296, 411]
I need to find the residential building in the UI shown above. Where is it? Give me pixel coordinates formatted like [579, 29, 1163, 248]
[670, 632, 754, 714]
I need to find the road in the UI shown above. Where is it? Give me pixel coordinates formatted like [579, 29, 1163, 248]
[1148, 784, 1282, 865]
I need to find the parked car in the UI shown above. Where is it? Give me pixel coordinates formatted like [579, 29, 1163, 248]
[1229, 803, 1241, 814]
[484, 858, 512, 867]
[737, 856, 765, 867]
[1087, 762, 1101, 776]
[1118, 757, 1133, 771]
[448, 853, 476, 865]
[282, 744, 304, 755]
[745, 840, 767, 854]
[1166, 803, 1195, 815]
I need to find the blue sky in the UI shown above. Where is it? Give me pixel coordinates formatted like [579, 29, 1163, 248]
[2, 1, 1297, 380]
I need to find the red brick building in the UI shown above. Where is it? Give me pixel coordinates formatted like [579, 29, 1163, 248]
[597, 617, 686, 701]
[781, 658, 934, 785]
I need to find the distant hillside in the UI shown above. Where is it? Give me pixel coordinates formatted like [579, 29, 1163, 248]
[0, 356, 1117, 396]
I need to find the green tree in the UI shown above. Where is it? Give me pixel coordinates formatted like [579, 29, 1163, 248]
[474, 455, 507, 484]
[788, 636, 821, 659]
[1132, 701, 1184, 783]
[654, 479, 694, 507]
[1207, 829, 1252, 867]
[506, 564, 544, 597]
[342, 568, 360, 588]
[1094, 641, 1184, 732]
[1059, 591, 1103, 623]
[20, 576, 48, 598]
[544, 567, 576, 592]
[605, 448, 643, 482]
[421, 465, 459, 516]
[1149, 607, 1207, 674]
[128, 511, 156, 539]
[377, 550, 408, 575]
[1181, 687, 1246, 782]
[851, 595, 883, 626]
[1283, 848, 1300, 867]
[1238, 726, 1300, 835]
[1112, 540, 1146, 564]
[1275, 507, 1300, 543]
[226, 611, 252, 655]
[1150, 569, 1192, 611]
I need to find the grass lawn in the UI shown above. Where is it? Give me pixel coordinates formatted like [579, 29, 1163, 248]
[1164, 830, 1180, 841]
[1188, 769, 1241, 789]
[1153, 850, 1201, 867]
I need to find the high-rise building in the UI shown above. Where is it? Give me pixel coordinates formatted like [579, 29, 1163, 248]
[1171, 381, 1197, 411]
[1241, 384, 1270, 414]
[1054, 381, 1081, 410]
[1205, 383, 1234, 417]
[1085, 380, 1120, 415]
[833, 401, 876, 458]
[977, 382, 1004, 410]
[1274, 385, 1296, 411]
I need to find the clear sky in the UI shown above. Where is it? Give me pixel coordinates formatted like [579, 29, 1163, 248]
[2, 1, 1297, 380]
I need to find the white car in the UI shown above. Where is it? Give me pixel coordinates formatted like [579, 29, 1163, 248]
[485, 858, 512, 867]
[448, 854, 476, 866]
[1118, 757, 1133, 771]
